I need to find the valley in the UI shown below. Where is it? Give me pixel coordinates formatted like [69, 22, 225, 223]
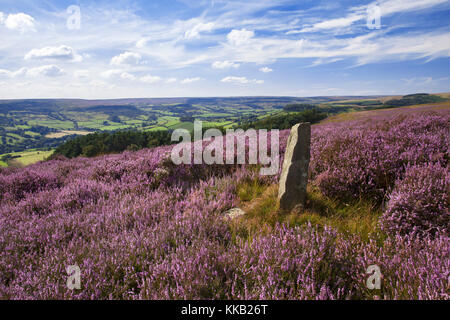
[0, 95, 391, 165]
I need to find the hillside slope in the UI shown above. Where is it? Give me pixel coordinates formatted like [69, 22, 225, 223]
[0, 104, 448, 300]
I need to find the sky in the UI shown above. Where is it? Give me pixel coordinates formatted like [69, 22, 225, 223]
[0, 0, 449, 99]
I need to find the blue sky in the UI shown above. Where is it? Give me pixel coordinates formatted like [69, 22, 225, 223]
[0, 0, 449, 99]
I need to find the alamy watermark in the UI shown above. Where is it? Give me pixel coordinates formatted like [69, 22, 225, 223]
[67, 5, 81, 30]
[170, 121, 280, 176]
[367, 3, 381, 30]
[366, 264, 381, 290]
[66, 265, 81, 290]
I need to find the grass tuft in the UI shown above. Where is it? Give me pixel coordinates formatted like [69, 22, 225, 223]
[234, 182, 382, 241]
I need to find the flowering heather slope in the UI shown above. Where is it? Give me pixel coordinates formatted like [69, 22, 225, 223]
[0, 104, 448, 299]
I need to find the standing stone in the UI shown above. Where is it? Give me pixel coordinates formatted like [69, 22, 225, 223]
[278, 123, 311, 213]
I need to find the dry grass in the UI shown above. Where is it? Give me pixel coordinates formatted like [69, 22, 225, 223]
[45, 130, 91, 139]
[232, 182, 382, 241]
[435, 92, 450, 99]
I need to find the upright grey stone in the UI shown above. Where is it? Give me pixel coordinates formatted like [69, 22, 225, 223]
[278, 123, 311, 213]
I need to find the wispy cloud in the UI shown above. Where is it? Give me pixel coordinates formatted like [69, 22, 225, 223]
[185, 21, 215, 39]
[0, 65, 64, 77]
[181, 77, 201, 84]
[140, 74, 162, 84]
[212, 61, 240, 69]
[289, 0, 449, 34]
[0, 0, 449, 98]
[221, 76, 263, 84]
[259, 66, 273, 73]
[166, 77, 177, 83]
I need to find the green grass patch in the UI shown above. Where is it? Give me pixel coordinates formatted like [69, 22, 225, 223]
[168, 122, 194, 131]
[234, 183, 382, 241]
[100, 124, 131, 131]
[158, 116, 180, 127]
[1, 149, 54, 167]
[197, 112, 233, 118]
[145, 126, 168, 132]
[237, 178, 268, 201]
[28, 120, 74, 130]
[7, 133, 24, 141]
[289, 187, 382, 240]
[15, 125, 32, 129]
[203, 121, 234, 128]
[24, 131, 40, 137]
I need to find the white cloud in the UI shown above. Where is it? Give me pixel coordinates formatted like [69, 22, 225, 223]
[166, 77, 178, 83]
[0, 69, 10, 77]
[101, 70, 137, 81]
[297, 14, 363, 33]
[3, 13, 35, 32]
[227, 29, 255, 46]
[89, 80, 108, 88]
[375, 0, 448, 16]
[121, 72, 136, 81]
[0, 2, 449, 98]
[136, 38, 148, 48]
[184, 22, 214, 39]
[140, 75, 161, 84]
[212, 29, 450, 66]
[110, 51, 142, 66]
[101, 69, 123, 78]
[292, 0, 448, 34]
[12, 68, 28, 77]
[27, 65, 64, 77]
[212, 60, 240, 69]
[181, 77, 201, 84]
[0, 12, 4, 24]
[0, 68, 26, 78]
[74, 70, 90, 79]
[221, 76, 263, 84]
[0, 66, 64, 78]
[25, 45, 82, 62]
[259, 66, 273, 73]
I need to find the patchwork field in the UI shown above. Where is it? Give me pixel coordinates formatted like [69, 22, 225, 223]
[0, 94, 447, 166]
[45, 130, 91, 139]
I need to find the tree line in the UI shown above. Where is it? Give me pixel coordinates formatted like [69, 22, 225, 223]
[239, 109, 328, 130]
[52, 130, 174, 159]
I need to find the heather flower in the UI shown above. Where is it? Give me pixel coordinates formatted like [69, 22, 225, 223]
[380, 162, 449, 237]
[0, 107, 448, 300]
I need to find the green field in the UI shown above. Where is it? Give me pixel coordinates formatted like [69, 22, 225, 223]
[1, 149, 54, 167]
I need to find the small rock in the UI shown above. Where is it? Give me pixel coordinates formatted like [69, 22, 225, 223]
[223, 208, 246, 220]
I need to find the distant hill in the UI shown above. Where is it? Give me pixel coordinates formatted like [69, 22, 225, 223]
[0, 95, 387, 112]
[384, 93, 446, 107]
